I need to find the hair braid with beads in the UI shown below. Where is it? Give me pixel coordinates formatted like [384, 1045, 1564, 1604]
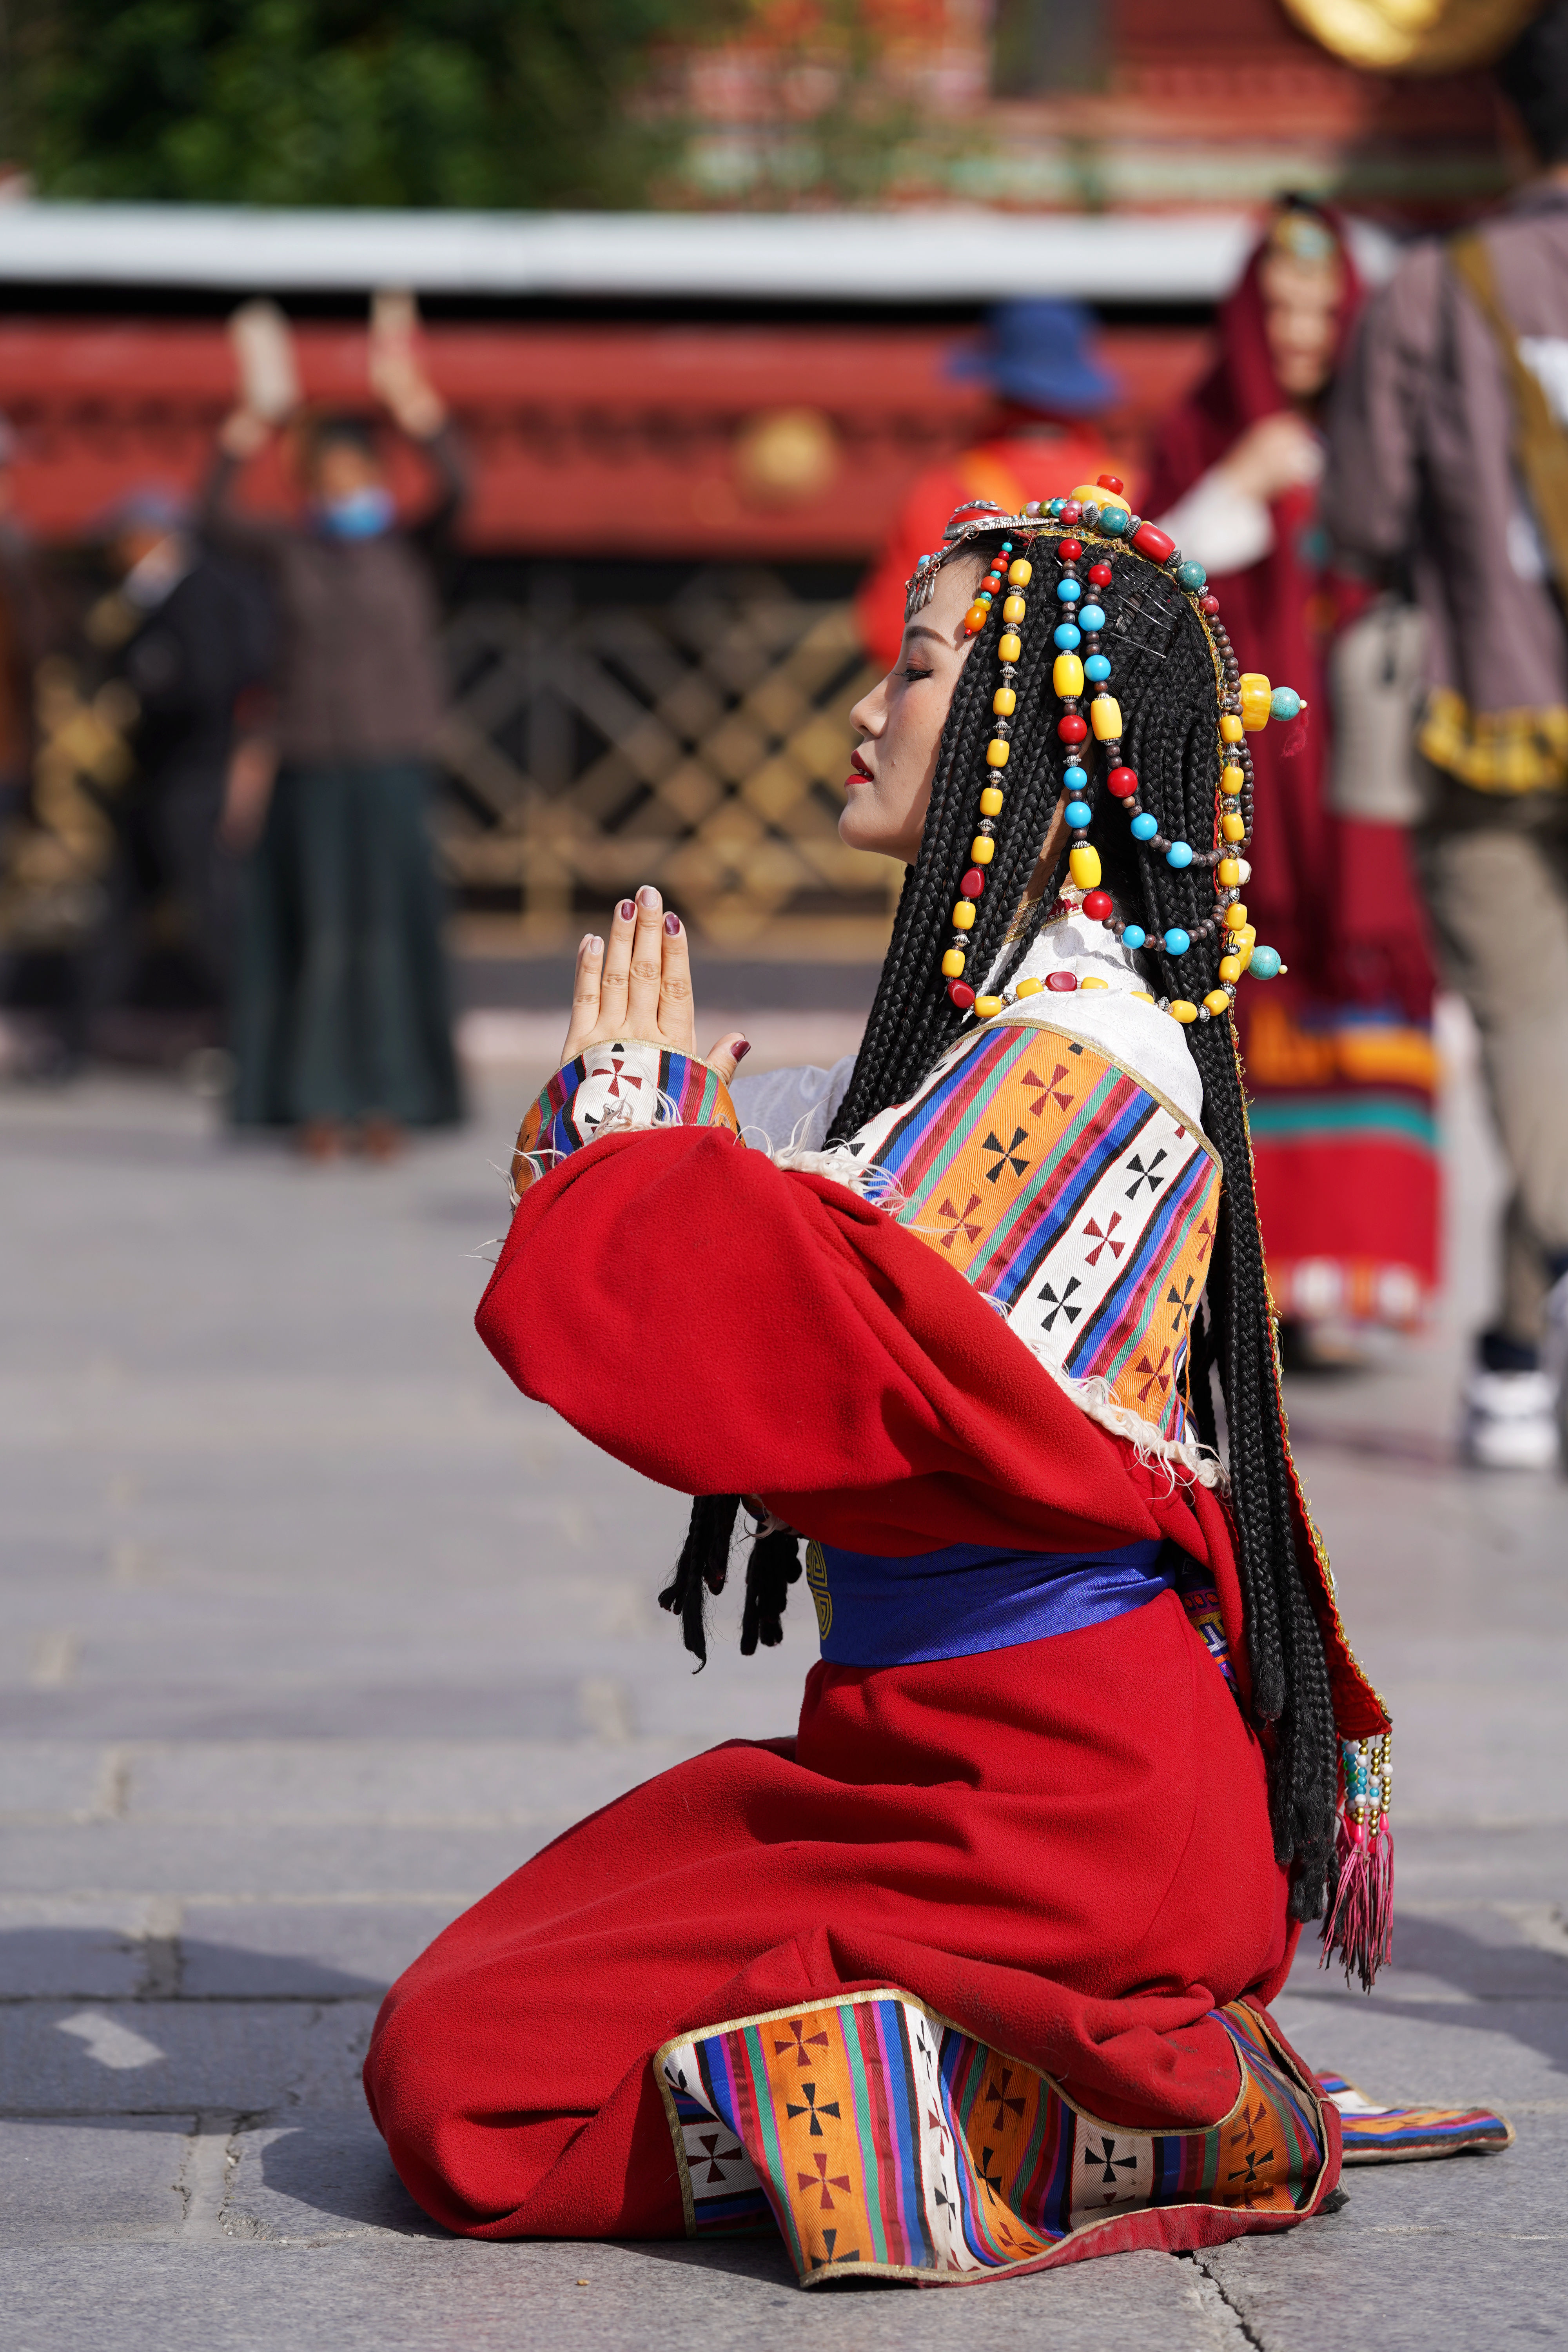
[663, 521, 1340, 1921]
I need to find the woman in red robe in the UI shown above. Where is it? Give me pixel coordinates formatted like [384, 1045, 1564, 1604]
[363, 486, 1505, 2284]
[1143, 201, 1439, 1363]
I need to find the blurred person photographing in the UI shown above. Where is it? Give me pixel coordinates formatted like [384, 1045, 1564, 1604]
[1325, 3, 1568, 1468]
[208, 295, 463, 1161]
[1144, 200, 1439, 1372]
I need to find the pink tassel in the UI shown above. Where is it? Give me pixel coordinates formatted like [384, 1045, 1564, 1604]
[1320, 1737, 1394, 1992]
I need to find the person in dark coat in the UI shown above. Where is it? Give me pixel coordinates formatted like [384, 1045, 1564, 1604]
[208, 335, 464, 1159]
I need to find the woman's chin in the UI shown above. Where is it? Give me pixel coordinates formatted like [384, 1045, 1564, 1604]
[839, 806, 897, 860]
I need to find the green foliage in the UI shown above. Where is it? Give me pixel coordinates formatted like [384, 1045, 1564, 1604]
[13, 0, 727, 207]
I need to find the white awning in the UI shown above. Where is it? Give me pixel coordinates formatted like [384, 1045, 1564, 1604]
[0, 201, 1401, 301]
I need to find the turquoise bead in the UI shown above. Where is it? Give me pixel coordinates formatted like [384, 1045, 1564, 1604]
[1163, 927, 1191, 956]
[1270, 687, 1301, 722]
[1084, 653, 1111, 681]
[1062, 763, 1087, 789]
[1130, 813, 1158, 840]
[1054, 623, 1081, 650]
[1077, 603, 1106, 630]
[1122, 924, 1146, 949]
[1249, 944, 1282, 979]
[1065, 800, 1092, 828]
[1048, 499, 1065, 516]
[1100, 507, 1129, 535]
[1056, 579, 1082, 603]
[1165, 840, 1193, 869]
[1177, 558, 1207, 590]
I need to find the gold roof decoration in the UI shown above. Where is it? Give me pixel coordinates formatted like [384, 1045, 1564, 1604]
[1281, 0, 1542, 74]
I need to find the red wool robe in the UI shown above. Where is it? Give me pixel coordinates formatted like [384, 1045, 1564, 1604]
[364, 1126, 1360, 2245]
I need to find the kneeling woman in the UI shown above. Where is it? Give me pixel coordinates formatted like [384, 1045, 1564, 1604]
[365, 491, 1483, 2282]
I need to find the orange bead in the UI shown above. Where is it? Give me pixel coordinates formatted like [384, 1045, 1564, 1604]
[964, 603, 989, 634]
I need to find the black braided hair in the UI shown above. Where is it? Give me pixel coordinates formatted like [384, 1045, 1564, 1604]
[662, 519, 1340, 1922]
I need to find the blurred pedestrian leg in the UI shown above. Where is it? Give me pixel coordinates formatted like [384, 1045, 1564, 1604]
[232, 760, 458, 1134]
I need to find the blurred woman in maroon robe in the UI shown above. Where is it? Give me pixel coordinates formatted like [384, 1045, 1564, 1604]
[1145, 200, 1439, 1363]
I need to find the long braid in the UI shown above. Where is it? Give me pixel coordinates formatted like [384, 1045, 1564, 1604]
[659, 519, 1342, 1916]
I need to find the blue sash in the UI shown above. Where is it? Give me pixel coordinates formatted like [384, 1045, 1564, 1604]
[806, 1536, 1175, 1668]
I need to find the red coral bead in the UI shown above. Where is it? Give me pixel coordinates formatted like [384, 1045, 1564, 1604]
[1131, 521, 1176, 564]
[1088, 562, 1113, 586]
[1097, 474, 1124, 495]
[947, 980, 976, 1009]
[1200, 593, 1221, 616]
[1058, 537, 1083, 562]
[1045, 970, 1078, 992]
[1083, 889, 1113, 920]
[1058, 501, 1082, 523]
[1106, 765, 1138, 798]
[960, 867, 985, 898]
[1057, 713, 1089, 743]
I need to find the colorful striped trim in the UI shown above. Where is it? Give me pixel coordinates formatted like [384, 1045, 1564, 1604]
[511, 1042, 738, 1194]
[656, 1991, 1328, 2286]
[1247, 1095, 1439, 1149]
[1318, 2075, 1514, 2165]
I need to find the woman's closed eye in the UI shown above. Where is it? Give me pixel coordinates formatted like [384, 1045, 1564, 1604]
[900, 662, 935, 682]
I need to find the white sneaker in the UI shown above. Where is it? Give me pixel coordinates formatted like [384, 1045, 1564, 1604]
[1461, 1368, 1561, 1469]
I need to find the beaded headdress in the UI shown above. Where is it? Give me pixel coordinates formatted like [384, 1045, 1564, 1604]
[903, 476, 1303, 1031]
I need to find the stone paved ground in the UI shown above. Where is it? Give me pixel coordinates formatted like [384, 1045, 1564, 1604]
[1, 1019, 1564, 2350]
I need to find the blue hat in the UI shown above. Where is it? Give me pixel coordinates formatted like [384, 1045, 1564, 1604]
[949, 300, 1117, 416]
[101, 484, 191, 538]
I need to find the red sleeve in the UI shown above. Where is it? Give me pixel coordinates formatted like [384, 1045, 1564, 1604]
[477, 1124, 1226, 1572]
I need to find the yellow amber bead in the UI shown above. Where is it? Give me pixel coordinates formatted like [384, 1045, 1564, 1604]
[1091, 696, 1123, 740]
[1219, 954, 1242, 984]
[1015, 976, 1044, 997]
[987, 739, 1011, 767]
[1069, 843, 1102, 890]
[999, 632, 1022, 662]
[942, 948, 966, 979]
[1053, 652, 1084, 697]
[971, 835, 995, 864]
[952, 901, 976, 930]
[1131, 990, 1154, 1004]
[979, 786, 1004, 817]
[1007, 558, 1033, 585]
[1204, 988, 1232, 1016]
[1071, 482, 1128, 514]
[992, 687, 1016, 717]
[1221, 811, 1246, 842]
[1220, 715, 1244, 744]
[1171, 1000, 1199, 1023]
[1079, 976, 1109, 991]
[974, 995, 1003, 1020]
[1217, 857, 1241, 888]
[1221, 764, 1245, 794]
[1226, 901, 1249, 931]
[1002, 594, 1027, 624]
[1239, 672, 1272, 731]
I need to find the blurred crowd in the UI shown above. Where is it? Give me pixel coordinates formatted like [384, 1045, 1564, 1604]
[5, 0, 1568, 1466]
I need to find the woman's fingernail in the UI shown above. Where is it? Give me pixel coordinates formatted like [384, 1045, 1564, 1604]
[637, 885, 660, 910]
[618, 899, 635, 921]
[664, 912, 681, 936]
[733, 1036, 751, 1061]
[583, 933, 603, 954]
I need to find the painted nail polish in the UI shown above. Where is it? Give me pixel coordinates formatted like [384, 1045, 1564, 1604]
[664, 912, 681, 936]
[733, 1037, 751, 1061]
[618, 900, 635, 921]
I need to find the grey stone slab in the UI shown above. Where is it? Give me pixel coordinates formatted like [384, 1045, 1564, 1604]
[0, 2001, 376, 2115]
[228, 2109, 445, 2241]
[0, 2118, 191, 2246]
[1202, 2221, 1568, 2352]
[0, 1899, 154, 1999]
[125, 1738, 698, 1826]
[0, 1680, 590, 1741]
[1272, 1989, 1568, 2111]
[0, 1744, 113, 1818]
[179, 1904, 465, 1998]
[0, 1819, 559, 1896]
[0, 2239, 1230, 2352]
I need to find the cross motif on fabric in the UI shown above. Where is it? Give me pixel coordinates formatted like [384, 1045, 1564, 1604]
[1225, 2141, 1277, 2204]
[1133, 1347, 1172, 1402]
[926, 2101, 952, 2158]
[1085, 2134, 1139, 2187]
[982, 1127, 1030, 1184]
[797, 2151, 852, 2210]
[1083, 1211, 1124, 1266]
[1021, 1063, 1074, 1119]
[694, 2131, 746, 2183]
[604, 1053, 645, 1101]
[1236, 2097, 1272, 2151]
[936, 1192, 984, 1250]
[1167, 1274, 1197, 1332]
[1039, 1276, 1082, 1333]
[785, 2080, 842, 2138]
[808, 2227, 860, 2269]
[775, 2020, 829, 2069]
[984, 2069, 1026, 2127]
[1125, 1147, 1167, 1199]
[915, 2022, 937, 2083]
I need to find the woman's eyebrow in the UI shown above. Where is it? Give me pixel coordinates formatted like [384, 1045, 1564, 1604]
[903, 626, 947, 650]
